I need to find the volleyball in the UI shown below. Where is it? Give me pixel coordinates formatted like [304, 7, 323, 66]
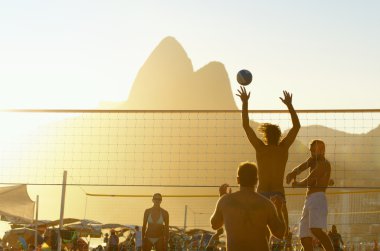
[236, 69, 252, 86]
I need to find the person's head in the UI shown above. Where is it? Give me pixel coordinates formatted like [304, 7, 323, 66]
[110, 229, 116, 235]
[309, 139, 326, 159]
[331, 224, 337, 233]
[258, 123, 282, 145]
[135, 226, 140, 231]
[237, 162, 258, 187]
[152, 193, 162, 206]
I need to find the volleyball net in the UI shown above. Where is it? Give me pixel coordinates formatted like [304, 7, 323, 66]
[0, 109, 379, 241]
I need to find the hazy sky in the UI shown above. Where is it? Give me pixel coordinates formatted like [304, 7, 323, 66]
[0, 0, 379, 110]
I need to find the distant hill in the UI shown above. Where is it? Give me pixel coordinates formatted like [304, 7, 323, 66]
[101, 36, 237, 110]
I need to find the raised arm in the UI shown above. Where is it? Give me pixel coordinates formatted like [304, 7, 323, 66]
[236, 86, 264, 149]
[279, 91, 301, 147]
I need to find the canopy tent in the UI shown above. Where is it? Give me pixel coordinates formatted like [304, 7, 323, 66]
[0, 185, 35, 223]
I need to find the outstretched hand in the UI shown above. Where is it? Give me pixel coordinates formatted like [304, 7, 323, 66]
[219, 183, 232, 197]
[236, 86, 250, 103]
[279, 91, 293, 107]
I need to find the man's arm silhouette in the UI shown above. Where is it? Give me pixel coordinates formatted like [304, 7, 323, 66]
[279, 91, 301, 148]
[236, 86, 264, 149]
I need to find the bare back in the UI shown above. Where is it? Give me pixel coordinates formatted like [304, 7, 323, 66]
[215, 191, 281, 251]
[255, 144, 289, 194]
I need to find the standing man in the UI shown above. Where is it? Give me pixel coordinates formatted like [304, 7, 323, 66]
[210, 162, 286, 251]
[286, 139, 334, 251]
[236, 86, 301, 233]
[328, 225, 344, 251]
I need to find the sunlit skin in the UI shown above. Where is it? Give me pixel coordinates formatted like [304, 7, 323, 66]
[236, 86, 300, 237]
[142, 194, 169, 251]
[210, 162, 286, 251]
[286, 140, 334, 251]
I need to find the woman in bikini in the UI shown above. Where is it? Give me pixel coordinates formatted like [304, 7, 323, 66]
[142, 193, 169, 251]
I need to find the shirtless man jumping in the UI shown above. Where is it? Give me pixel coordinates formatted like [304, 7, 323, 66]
[236, 87, 300, 233]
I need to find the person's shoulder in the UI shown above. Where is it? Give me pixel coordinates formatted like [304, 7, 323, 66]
[256, 192, 272, 203]
[255, 193, 278, 210]
[218, 193, 232, 202]
[161, 208, 169, 215]
[316, 158, 331, 167]
[218, 192, 239, 205]
[144, 208, 151, 214]
[243, 192, 273, 208]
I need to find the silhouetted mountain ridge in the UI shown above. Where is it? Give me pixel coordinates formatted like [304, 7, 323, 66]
[102, 36, 236, 110]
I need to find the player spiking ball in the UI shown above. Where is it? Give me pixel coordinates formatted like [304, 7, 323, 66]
[237, 69, 253, 86]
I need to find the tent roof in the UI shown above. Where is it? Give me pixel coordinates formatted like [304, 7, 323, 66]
[0, 185, 35, 223]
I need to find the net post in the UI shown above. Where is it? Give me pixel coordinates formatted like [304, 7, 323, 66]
[57, 170, 67, 251]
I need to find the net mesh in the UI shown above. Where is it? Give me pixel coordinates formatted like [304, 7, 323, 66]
[0, 109, 379, 241]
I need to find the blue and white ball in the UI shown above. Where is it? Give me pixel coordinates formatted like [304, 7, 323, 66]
[237, 69, 253, 86]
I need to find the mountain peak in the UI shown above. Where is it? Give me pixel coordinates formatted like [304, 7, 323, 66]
[121, 37, 237, 110]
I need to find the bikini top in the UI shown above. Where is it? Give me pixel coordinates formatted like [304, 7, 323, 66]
[148, 210, 164, 225]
